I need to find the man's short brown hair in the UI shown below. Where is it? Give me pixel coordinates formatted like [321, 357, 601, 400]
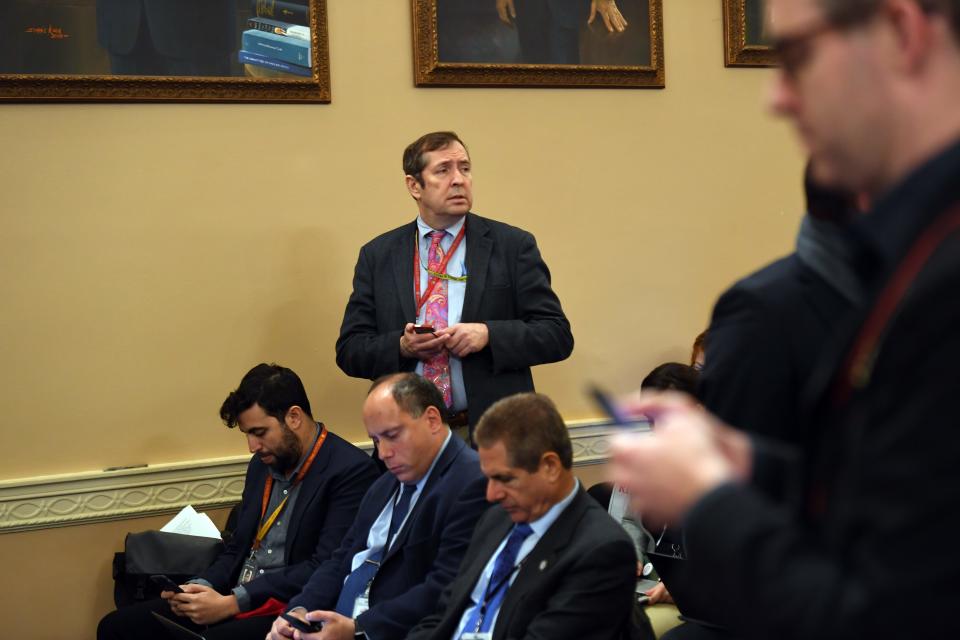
[402, 131, 469, 186]
[474, 393, 573, 472]
[818, 0, 959, 37]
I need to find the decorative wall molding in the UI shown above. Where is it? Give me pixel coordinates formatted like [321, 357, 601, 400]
[0, 420, 647, 534]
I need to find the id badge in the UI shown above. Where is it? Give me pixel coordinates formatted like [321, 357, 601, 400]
[239, 559, 256, 584]
[460, 634, 492, 640]
[352, 594, 370, 618]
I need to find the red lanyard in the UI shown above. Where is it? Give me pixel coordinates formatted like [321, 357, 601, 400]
[413, 223, 466, 317]
[253, 425, 327, 549]
[834, 203, 960, 405]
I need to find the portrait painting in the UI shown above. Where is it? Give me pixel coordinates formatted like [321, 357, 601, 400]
[722, 0, 774, 67]
[0, 0, 330, 102]
[413, 0, 665, 88]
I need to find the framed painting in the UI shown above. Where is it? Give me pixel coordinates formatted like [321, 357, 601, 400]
[722, 0, 775, 67]
[412, 0, 665, 89]
[0, 0, 330, 102]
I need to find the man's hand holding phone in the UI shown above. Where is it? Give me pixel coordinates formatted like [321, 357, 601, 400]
[400, 323, 449, 360]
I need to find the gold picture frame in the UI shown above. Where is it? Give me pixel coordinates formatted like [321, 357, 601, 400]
[722, 0, 775, 67]
[0, 0, 330, 103]
[412, 0, 664, 89]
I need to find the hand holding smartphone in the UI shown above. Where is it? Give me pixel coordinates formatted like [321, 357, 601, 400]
[281, 612, 323, 634]
[149, 574, 184, 594]
[413, 325, 436, 335]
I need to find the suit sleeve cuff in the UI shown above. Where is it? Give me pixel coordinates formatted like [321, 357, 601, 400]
[232, 585, 252, 612]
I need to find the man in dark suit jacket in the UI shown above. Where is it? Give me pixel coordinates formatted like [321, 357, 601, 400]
[612, 1, 960, 637]
[96, 0, 236, 75]
[336, 131, 573, 437]
[97, 363, 379, 640]
[268, 372, 489, 640]
[407, 392, 637, 640]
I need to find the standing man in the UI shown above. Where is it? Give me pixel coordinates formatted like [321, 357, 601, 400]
[613, 0, 960, 638]
[406, 392, 638, 640]
[336, 131, 573, 439]
[97, 363, 380, 640]
[268, 373, 489, 640]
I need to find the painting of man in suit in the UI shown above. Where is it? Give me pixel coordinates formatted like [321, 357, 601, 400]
[437, 0, 652, 66]
[96, 0, 239, 76]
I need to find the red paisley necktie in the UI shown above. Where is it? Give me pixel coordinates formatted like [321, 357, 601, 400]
[422, 230, 452, 406]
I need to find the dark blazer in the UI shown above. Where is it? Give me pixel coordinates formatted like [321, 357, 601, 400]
[407, 487, 637, 640]
[336, 213, 573, 427]
[699, 253, 852, 448]
[96, 0, 236, 59]
[287, 435, 489, 640]
[681, 141, 960, 638]
[199, 428, 380, 609]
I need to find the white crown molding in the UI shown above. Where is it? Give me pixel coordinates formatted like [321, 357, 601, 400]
[0, 420, 647, 534]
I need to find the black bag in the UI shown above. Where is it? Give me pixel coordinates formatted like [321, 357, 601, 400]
[112, 530, 224, 608]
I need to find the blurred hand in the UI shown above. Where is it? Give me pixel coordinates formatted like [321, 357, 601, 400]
[609, 392, 751, 524]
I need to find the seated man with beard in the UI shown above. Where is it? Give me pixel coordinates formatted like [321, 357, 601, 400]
[97, 363, 381, 640]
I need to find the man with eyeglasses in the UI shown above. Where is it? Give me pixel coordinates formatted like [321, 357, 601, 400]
[611, 1, 960, 637]
[336, 131, 573, 443]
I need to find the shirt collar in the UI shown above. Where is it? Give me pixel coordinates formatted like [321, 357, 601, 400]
[417, 215, 466, 240]
[527, 478, 580, 538]
[848, 136, 960, 291]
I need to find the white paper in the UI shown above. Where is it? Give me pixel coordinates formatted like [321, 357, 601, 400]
[161, 505, 222, 540]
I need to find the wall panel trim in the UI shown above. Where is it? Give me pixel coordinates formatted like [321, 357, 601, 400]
[0, 420, 646, 533]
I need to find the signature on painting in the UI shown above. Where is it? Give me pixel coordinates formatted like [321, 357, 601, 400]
[25, 25, 70, 40]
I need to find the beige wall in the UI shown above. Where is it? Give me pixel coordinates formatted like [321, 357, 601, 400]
[0, 1, 804, 637]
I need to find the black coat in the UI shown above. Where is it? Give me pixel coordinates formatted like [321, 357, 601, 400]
[406, 488, 637, 640]
[682, 139, 960, 639]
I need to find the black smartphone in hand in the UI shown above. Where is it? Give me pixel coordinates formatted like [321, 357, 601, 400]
[149, 574, 184, 594]
[413, 325, 436, 335]
[281, 612, 323, 634]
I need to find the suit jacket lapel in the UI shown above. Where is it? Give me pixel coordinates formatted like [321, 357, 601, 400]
[445, 510, 515, 627]
[392, 220, 419, 323]
[283, 425, 332, 556]
[494, 489, 588, 634]
[461, 213, 492, 322]
[381, 435, 465, 563]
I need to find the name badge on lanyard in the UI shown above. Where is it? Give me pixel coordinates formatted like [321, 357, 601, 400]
[352, 583, 371, 618]
[239, 556, 257, 584]
[460, 634, 492, 640]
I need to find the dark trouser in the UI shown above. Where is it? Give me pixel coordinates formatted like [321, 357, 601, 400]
[97, 597, 274, 640]
[107, 7, 232, 76]
[513, 0, 584, 64]
[661, 621, 737, 640]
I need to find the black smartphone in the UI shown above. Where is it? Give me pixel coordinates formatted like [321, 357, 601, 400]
[413, 325, 436, 335]
[281, 612, 323, 634]
[587, 384, 633, 426]
[149, 574, 184, 594]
